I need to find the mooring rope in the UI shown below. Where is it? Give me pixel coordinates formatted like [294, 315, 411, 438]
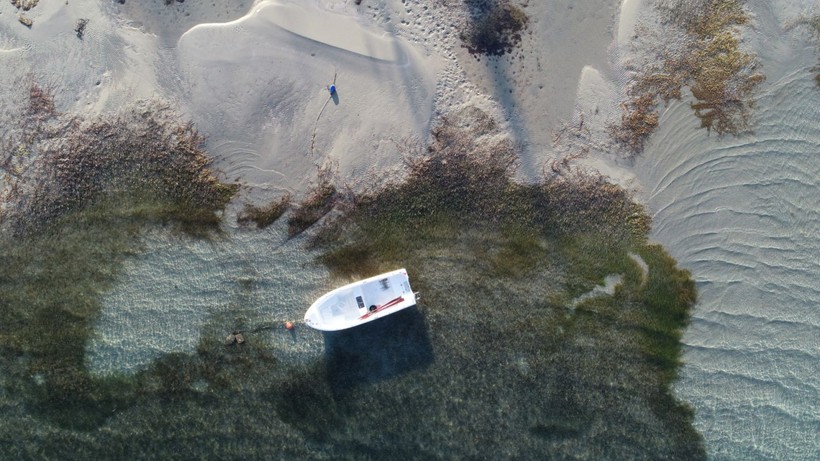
[224, 320, 303, 346]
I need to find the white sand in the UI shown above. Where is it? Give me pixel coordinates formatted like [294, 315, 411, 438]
[261, 2, 401, 62]
[571, 273, 624, 307]
[174, 1, 439, 195]
[0, 0, 628, 190]
[616, 0, 644, 46]
[450, 0, 624, 178]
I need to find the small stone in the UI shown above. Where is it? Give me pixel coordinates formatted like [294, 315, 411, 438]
[224, 333, 236, 345]
[235, 333, 245, 344]
[18, 15, 33, 27]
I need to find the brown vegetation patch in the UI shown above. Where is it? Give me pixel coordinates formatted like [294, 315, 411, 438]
[10, 0, 39, 11]
[788, 13, 820, 86]
[1, 84, 238, 236]
[316, 107, 649, 275]
[287, 166, 339, 236]
[237, 194, 291, 229]
[26, 82, 56, 120]
[612, 0, 765, 154]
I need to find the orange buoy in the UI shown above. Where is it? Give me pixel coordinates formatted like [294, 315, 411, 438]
[284, 321, 294, 330]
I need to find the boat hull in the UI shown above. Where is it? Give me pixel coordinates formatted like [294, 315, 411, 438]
[304, 269, 417, 331]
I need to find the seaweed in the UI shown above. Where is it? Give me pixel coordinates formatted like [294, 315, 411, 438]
[612, 0, 765, 154]
[0, 97, 704, 458]
[237, 194, 291, 229]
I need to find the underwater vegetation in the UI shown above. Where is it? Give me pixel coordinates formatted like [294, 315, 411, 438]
[305, 107, 704, 459]
[612, 0, 766, 153]
[237, 193, 291, 229]
[0, 99, 703, 459]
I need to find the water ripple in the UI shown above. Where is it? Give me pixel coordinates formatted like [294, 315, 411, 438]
[633, 12, 820, 457]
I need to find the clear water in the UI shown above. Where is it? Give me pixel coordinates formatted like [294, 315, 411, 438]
[87, 219, 331, 375]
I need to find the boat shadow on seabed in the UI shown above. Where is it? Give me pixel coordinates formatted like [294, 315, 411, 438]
[322, 306, 434, 392]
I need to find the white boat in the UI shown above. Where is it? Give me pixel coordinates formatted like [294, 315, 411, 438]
[304, 268, 418, 331]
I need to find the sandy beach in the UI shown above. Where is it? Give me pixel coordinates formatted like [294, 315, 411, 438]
[1, 0, 819, 459]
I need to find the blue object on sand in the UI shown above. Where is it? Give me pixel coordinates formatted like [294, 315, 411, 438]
[329, 84, 336, 95]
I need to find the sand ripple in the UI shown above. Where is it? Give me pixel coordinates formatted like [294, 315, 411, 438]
[635, 48, 820, 459]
